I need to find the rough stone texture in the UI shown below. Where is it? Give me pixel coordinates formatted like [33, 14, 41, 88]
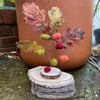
[0, 36, 18, 47]
[0, 47, 16, 52]
[0, 55, 100, 100]
[0, 10, 3, 24]
[0, 7, 18, 52]
[0, 25, 13, 36]
[3, 9, 17, 24]
[13, 26, 18, 36]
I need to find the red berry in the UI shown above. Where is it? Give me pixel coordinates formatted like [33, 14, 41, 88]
[44, 67, 51, 73]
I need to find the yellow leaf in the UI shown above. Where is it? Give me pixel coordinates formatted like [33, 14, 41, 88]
[48, 7, 63, 23]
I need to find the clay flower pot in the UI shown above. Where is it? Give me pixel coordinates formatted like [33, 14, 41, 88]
[15, 0, 93, 70]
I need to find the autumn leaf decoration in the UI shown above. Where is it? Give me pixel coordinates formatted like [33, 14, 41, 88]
[17, 2, 85, 66]
[48, 7, 65, 35]
[16, 40, 45, 55]
[23, 2, 47, 32]
[66, 26, 85, 44]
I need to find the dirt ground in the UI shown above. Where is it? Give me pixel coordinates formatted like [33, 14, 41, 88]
[0, 55, 100, 100]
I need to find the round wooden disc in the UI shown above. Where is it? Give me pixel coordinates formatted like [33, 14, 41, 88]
[40, 67, 61, 79]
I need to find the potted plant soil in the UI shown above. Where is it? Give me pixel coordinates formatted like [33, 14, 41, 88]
[15, 0, 93, 70]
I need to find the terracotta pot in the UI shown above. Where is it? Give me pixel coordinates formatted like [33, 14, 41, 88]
[15, 0, 93, 70]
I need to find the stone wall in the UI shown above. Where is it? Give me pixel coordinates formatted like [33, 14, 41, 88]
[0, 3, 18, 52]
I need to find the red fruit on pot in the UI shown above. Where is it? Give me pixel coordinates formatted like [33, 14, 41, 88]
[60, 55, 69, 62]
[52, 33, 62, 40]
[44, 67, 51, 73]
[56, 43, 64, 49]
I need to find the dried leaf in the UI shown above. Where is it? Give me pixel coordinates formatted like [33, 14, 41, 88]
[17, 40, 45, 55]
[0, 53, 4, 56]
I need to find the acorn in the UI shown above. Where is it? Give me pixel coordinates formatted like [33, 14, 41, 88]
[41, 34, 51, 40]
[35, 49, 45, 55]
[50, 58, 58, 66]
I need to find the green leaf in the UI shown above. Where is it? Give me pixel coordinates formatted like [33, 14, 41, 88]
[0, 0, 5, 7]
[9, 0, 15, 3]
[8, 55, 14, 59]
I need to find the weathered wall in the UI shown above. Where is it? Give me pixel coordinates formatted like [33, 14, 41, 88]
[0, 3, 18, 52]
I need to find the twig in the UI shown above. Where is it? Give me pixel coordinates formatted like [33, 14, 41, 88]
[93, 0, 100, 17]
[88, 57, 100, 72]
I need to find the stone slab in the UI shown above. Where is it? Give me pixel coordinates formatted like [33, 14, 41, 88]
[0, 55, 100, 100]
